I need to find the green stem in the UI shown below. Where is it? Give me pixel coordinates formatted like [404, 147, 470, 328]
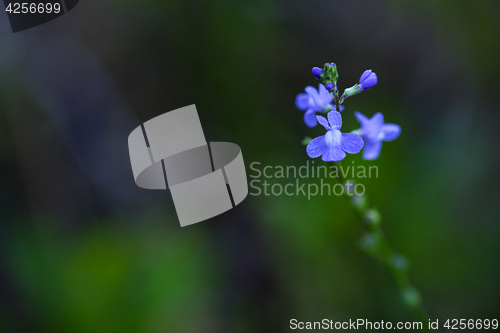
[333, 93, 340, 112]
[330, 161, 435, 332]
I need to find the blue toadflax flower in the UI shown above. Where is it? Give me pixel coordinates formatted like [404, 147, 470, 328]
[354, 112, 401, 160]
[295, 84, 344, 127]
[359, 69, 378, 90]
[306, 111, 364, 162]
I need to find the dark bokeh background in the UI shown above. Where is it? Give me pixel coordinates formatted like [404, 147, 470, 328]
[1, 0, 499, 332]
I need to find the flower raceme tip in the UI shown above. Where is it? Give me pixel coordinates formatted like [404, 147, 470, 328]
[354, 112, 401, 160]
[306, 111, 364, 162]
[295, 84, 344, 128]
[300, 64, 398, 160]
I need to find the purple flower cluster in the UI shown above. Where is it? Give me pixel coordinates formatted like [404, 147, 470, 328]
[296, 65, 400, 161]
[295, 84, 344, 128]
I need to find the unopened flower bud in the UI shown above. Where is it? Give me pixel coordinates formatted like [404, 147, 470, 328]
[363, 209, 381, 226]
[401, 287, 421, 308]
[323, 62, 338, 82]
[311, 67, 323, 79]
[359, 69, 378, 90]
[325, 83, 334, 91]
[391, 254, 409, 272]
[344, 180, 355, 194]
[360, 232, 381, 258]
[352, 193, 367, 210]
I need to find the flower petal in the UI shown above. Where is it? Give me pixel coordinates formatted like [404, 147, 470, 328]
[295, 93, 309, 110]
[304, 110, 317, 127]
[305, 86, 321, 108]
[359, 112, 384, 140]
[325, 129, 342, 148]
[354, 111, 369, 126]
[363, 139, 382, 160]
[306, 136, 327, 158]
[359, 69, 373, 84]
[361, 72, 378, 90]
[322, 147, 346, 162]
[341, 133, 364, 154]
[327, 111, 342, 130]
[381, 123, 401, 142]
[371, 112, 384, 128]
[316, 115, 331, 130]
[318, 84, 334, 105]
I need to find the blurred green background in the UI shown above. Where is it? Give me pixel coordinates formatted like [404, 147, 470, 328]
[0, 0, 499, 332]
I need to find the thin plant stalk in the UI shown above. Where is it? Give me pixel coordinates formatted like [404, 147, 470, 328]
[331, 161, 435, 332]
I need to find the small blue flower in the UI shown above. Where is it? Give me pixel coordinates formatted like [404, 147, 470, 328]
[359, 69, 378, 90]
[306, 111, 364, 162]
[311, 67, 323, 79]
[295, 84, 344, 127]
[354, 112, 401, 160]
[325, 83, 334, 91]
